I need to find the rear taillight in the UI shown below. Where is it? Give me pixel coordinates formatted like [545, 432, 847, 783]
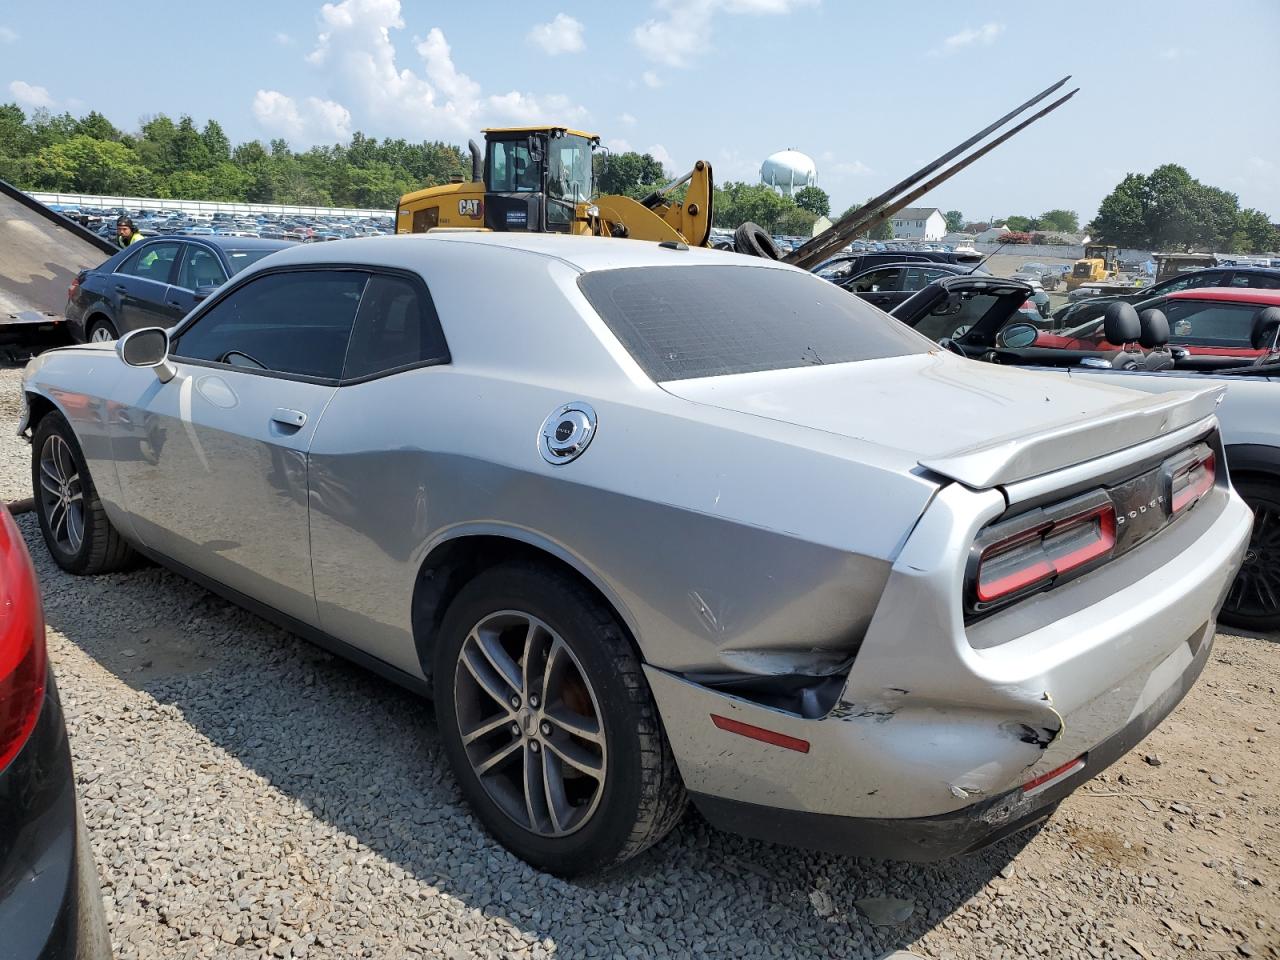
[1170, 450, 1215, 515]
[0, 507, 46, 773]
[972, 494, 1117, 608]
[67, 273, 82, 302]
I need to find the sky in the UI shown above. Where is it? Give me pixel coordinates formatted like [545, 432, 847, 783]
[2, 0, 1278, 222]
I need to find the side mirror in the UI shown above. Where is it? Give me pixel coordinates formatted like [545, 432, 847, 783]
[116, 327, 176, 383]
[997, 322, 1039, 349]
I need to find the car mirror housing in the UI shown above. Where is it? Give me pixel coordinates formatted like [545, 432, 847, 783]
[116, 327, 176, 383]
[997, 322, 1039, 349]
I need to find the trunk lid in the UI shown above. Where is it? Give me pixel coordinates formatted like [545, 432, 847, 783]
[662, 353, 1224, 489]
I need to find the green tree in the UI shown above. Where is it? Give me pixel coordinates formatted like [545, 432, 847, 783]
[74, 111, 121, 142]
[1004, 214, 1036, 232]
[596, 151, 667, 197]
[793, 185, 829, 217]
[944, 209, 965, 232]
[776, 206, 818, 237]
[1235, 208, 1278, 254]
[1092, 164, 1252, 251]
[26, 136, 152, 194]
[1037, 208, 1079, 232]
[201, 120, 231, 163]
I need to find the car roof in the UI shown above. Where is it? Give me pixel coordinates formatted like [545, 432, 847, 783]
[852, 261, 974, 274]
[1167, 287, 1280, 305]
[243, 232, 799, 276]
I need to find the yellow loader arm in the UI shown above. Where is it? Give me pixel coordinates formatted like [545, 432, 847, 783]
[593, 160, 714, 247]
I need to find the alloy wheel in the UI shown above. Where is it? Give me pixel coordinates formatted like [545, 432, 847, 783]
[1227, 500, 1280, 621]
[90, 326, 114, 343]
[453, 611, 607, 837]
[38, 434, 86, 554]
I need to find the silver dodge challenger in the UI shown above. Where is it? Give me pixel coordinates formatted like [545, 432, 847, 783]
[20, 233, 1252, 876]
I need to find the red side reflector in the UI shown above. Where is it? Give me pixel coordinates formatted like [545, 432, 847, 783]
[1022, 755, 1086, 795]
[711, 714, 810, 753]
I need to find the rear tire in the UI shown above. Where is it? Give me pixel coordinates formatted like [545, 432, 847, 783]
[32, 412, 136, 575]
[1219, 477, 1280, 632]
[433, 563, 686, 876]
[87, 318, 118, 343]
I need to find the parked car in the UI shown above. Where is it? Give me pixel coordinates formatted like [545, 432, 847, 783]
[1058, 266, 1280, 323]
[891, 276, 1278, 628]
[23, 234, 1250, 875]
[0, 505, 112, 959]
[839, 261, 988, 310]
[65, 235, 296, 343]
[813, 249, 984, 285]
[1033, 288, 1280, 358]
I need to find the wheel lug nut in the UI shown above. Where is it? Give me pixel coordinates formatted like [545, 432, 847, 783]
[530, 740, 540, 753]
[510, 696, 520, 709]
[530, 695, 540, 708]
[510, 723, 520, 737]
[540, 722, 552, 736]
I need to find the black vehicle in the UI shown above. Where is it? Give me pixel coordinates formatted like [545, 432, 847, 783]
[0, 506, 112, 959]
[836, 261, 990, 310]
[813, 249, 984, 287]
[1053, 266, 1280, 327]
[66, 236, 296, 343]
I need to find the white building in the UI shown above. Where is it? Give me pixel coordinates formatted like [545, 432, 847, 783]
[760, 149, 817, 197]
[890, 207, 947, 241]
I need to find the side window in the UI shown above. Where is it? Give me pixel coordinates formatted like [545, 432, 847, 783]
[1164, 301, 1258, 346]
[1232, 273, 1280, 290]
[172, 271, 367, 380]
[412, 206, 439, 233]
[176, 245, 228, 291]
[902, 267, 946, 292]
[117, 241, 181, 284]
[341, 274, 450, 380]
[853, 268, 902, 293]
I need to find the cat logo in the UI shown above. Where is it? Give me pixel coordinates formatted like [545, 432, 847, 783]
[458, 199, 482, 219]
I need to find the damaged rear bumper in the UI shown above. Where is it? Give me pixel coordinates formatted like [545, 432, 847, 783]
[688, 620, 1214, 861]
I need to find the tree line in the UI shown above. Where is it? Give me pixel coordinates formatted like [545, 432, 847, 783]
[0, 104, 469, 208]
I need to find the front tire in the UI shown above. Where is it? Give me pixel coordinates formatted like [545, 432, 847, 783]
[433, 563, 686, 876]
[1220, 477, 1280, 633]
[32, 412, 136, 575]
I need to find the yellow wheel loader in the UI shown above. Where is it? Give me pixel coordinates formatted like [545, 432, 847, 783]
[396, 126, 714, 247]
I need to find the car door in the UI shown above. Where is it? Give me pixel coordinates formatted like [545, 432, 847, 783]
[112, 240, 182, 333]
[111, 267, 368, 626]
[848, 268, 904, 308]
[167, 242, 228, 325]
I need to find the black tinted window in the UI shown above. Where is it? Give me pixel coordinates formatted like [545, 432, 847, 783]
[118, 241, 180, 283]
[173, 270, 367, 379]
[176, 245, 227, 290]
[578, 265, 929, 381]
[341, 274, 449, 380]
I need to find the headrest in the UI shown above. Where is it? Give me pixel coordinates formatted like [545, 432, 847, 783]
[1103, 301, 1141, 345]
[1250, 306, 1280, 350]
[1138, 308, 1169, 349]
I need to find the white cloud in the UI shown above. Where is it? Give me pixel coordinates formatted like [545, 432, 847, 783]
[252, 90, 352, 142]
[263, 0, 585, 145]
[618, 112, 637, 127]
[8, 80, 55, 110]
[527, 13, 584, 55]
[0, 26, 18, 43]
[1248, 156, 1274, 172]
[1159, 46, 1183, 60]
[275, 32, 295, 45]
[939, 22, 1004, 52]
[829, 160, 872, 177]
[646, 143, 674, 170]
[606, 138, 633, 153]
[633, 0, 815, 68]
[642, 70, 663, 88]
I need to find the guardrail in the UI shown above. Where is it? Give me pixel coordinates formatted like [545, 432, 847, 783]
[26, 191, 392, 220]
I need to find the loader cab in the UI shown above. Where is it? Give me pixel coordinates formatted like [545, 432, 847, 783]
[482, 127, 598, 234]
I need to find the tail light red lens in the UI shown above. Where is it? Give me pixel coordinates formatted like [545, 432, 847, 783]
[1170, 451, 1215, 514]
[975, 501, 1117, 606]
[67, 276, 80, 301]
[0, 507, 46, 773]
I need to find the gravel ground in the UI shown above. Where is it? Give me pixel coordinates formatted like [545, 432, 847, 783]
[1, 365, 1277, 959]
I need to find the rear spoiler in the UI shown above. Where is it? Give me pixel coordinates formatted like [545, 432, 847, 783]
[919, 385, 1225, 489]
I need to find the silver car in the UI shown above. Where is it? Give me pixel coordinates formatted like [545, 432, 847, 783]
[20, 234, 1252, 875]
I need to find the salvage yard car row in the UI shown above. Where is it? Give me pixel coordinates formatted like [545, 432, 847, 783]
[17, 231, 1256, 883]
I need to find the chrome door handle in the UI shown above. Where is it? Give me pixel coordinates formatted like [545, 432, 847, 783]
[271, 408, 307, 428]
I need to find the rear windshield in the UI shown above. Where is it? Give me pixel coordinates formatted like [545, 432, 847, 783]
[224, 249, 280, 274]
[578, 265, 929, 381]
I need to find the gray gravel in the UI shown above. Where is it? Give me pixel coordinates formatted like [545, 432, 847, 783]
[2, 365, 1277, 959]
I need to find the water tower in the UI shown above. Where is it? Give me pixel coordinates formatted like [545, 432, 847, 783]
[760, 149, 817, 196]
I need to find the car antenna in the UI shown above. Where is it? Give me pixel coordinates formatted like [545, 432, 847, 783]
[967, 235, 1017, 275]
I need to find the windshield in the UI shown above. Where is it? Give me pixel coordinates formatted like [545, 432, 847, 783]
[487, 138, 540, 193]
[578, 265, 930, 381]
